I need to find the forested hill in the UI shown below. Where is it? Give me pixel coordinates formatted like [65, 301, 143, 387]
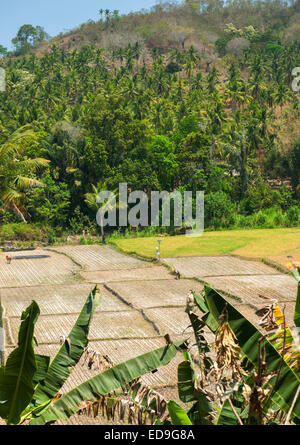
[0, 0, 299, 241]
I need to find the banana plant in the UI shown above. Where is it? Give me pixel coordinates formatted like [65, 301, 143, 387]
[30, 339, 185, 425]
[0, 300, 40, 425]
[204, 285, 300, 414]
[0, 286, 185, 425]
[162, 293, 216, 426]
[166, 279, 300, 426]
[288, 262, 300, 330]
[0, 286, 100, 424]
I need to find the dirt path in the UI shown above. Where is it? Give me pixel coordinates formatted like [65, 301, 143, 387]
[0, 245, 297, 424]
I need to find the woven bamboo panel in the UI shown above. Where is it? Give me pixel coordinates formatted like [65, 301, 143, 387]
[107, 279, 204, 309]
[3, 337, 187, 426]
[1, 284, 128, 318]
[144, 307, 193, 336]
[50, 245, 148, 271]
[0, 249, 78, 288]
[163, 255, 280, 278]
[81, 265, 172, 283]
[7, 310, 158, 346]
[4, 337, 186, 395]
[205, 274, 297, 306]
[1, 244, 297, 426]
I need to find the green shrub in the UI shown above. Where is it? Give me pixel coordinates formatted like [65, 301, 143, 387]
[47, 228, 56, 245]
[255, 211, 267, 227]
[27, 175, 71, 228]
[0, 223, 46, 243]
[286, 206, 299, 225]
[215, 37, 227, 55]
[205, 191, 236, 228]
[69, 206, 96, 235]
[273, 212, 285, 226]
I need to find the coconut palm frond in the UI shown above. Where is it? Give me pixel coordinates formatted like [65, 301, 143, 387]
[17, 158, 50, 170]
[13, 176, 46, 190]
[1, 187, 25, 204]
[0, 143, 17, 164]
[0, 128, 49, 220]
[1, 188, 28, 222]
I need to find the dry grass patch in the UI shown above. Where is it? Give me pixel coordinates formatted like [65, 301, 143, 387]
[111, 228, 300, 269]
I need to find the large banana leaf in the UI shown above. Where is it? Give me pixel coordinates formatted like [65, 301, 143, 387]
[217, 399, 241, 425]
[32, 355, 50, 386]
[31, 286, 101, 407]
[188, 292, 218, 333]
[30, 340, 185, 425]
[167, 400, 193, 425]
[295, 284, 300, 330]
[178, 360, 197, 403]
[184, 295, 216, 424]
[291, 267, 300, 328]
[178, 347, 213, 424]
[203, 285, 300, 419]
[0, 301, 40, 425]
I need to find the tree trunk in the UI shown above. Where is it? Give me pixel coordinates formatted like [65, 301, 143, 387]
[100, 214, 105, 244]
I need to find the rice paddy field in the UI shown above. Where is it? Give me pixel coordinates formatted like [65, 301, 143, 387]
[0, 237, 298, 424]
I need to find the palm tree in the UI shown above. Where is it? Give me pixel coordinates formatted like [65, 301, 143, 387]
[104, 9, 111, 23]
[207, 66, 219, 93]
[222, 125, 250, 198]
[184, 59, 196, 79]
[84, 182, 127, 244]
[273, 83, 290, 112]
[0, 126, 49, 222]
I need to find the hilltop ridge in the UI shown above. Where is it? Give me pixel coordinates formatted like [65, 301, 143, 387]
[8, 1, 300, 57]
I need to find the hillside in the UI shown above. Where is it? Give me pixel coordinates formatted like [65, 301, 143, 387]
[0, 0, 299, 244]
[33, 1, 300, 56]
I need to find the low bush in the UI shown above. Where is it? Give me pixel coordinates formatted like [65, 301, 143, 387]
[0, 223, 47, 244]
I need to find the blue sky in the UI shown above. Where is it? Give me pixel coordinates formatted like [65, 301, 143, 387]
[0, 0, 159, 49]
